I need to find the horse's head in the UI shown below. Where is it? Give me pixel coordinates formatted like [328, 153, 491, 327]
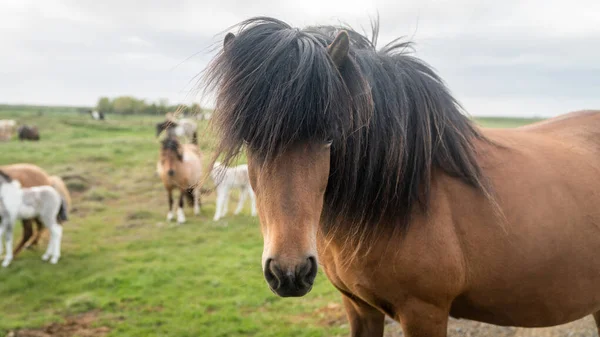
[247, 142, 331, 297]
[207, 22, 354, 297]
[160, 137, 183, 177]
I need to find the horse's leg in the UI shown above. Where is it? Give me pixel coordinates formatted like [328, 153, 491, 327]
[30, 218, 45, 247]
[13, 219, 33, 255]
[593, 311, 600, 335]
[234, 187, 248, 215]
[0, 225, 4, 257]
[1, 224, 14, 267]
[166, 189, 174, 222]
[193, 187, 200, 215]
[41, 222, 55, 262]
[222, 187, 231, 217]
[49, 223, 62, 264]
[342, 295, 385, 337]
[177, 190, 186, 224]
[213, 187, 224, 221]
[397, 298, 448, 337]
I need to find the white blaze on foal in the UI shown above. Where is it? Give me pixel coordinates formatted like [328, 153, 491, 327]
[0, 171, 65, 267]
[211, 162, 257, 221]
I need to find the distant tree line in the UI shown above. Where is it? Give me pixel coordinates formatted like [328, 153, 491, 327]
[95, 96, 203, 116]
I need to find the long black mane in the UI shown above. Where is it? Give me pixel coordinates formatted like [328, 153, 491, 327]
[204, 17, 492, 238]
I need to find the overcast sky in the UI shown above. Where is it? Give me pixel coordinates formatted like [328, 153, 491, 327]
[1, 0, 599, 117]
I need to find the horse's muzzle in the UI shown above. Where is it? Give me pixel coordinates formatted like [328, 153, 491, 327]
[263, 256, 317, 297]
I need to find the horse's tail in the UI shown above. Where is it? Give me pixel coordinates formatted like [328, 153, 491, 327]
[58, 198, 68, 222]
[191, 131, 198, 145]
[50, 175, 71, 222]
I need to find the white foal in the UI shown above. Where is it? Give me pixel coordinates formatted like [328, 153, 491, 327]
[0, 172, 65, 267]
[210, 162, 257, 221]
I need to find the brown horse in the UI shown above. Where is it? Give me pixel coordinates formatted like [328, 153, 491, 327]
[205, 17, 600, 337]
[157, 136, 203, 224]
[0, 164, 70, 255]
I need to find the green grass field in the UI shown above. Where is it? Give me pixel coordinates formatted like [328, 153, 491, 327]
[0, 109, 539, 336]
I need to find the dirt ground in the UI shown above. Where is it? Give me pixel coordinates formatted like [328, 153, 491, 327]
[6, 312, 110, 337]
[6, 307, 598, 336]
[315, 302, 599, 337]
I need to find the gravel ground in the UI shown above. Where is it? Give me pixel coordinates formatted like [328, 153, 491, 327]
[384, 316, 598, 337]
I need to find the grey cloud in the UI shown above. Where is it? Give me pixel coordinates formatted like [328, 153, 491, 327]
[1, 0, 599, 116]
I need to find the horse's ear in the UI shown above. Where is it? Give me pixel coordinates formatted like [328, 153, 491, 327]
[327, 30, 349, 68]
[224, 32, 235, 50]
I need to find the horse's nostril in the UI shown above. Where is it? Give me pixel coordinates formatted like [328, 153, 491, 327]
[264, 257, 317, 297]
[167, 169, 175, 177]
[297, 256, 318, 288]
[264, 258, 281, 290]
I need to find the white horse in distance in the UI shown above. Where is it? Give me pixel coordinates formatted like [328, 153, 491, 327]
[210, 162, 256, 221]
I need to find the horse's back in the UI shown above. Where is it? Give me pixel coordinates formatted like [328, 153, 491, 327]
[516, 110, 600, 148]
[482, 110, 600, 163]
[232, 165, 250, 186]
[0, 163, 52, 187]
[23, 186, 62, 218]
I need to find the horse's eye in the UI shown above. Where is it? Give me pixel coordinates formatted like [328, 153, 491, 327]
[325, 140, 333, 148]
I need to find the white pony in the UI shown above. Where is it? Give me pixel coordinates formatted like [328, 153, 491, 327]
[210, 162, 256, 221]
[171, 118, 198, 143]
[0, 171, 65, 267]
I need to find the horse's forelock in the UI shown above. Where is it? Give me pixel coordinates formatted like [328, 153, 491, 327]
[204, 17, 365, 166]
[161, 137, 183, 161]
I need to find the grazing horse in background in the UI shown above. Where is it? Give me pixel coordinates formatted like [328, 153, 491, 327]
[155, 118, 198, 144]
[0, 171, 65, 267]
[205, 17, 600, 337]
[17, 125, 40, 141]
[0, 164, 69, 255]
[210, 162, 256, 221]
[157, 136, 203, 224]
[0, 120, 17, 141]
[90, 110, 105, 120]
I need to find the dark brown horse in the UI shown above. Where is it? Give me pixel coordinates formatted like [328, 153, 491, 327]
[205, 17, 600, 336]
[17, 125, 40, 141]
